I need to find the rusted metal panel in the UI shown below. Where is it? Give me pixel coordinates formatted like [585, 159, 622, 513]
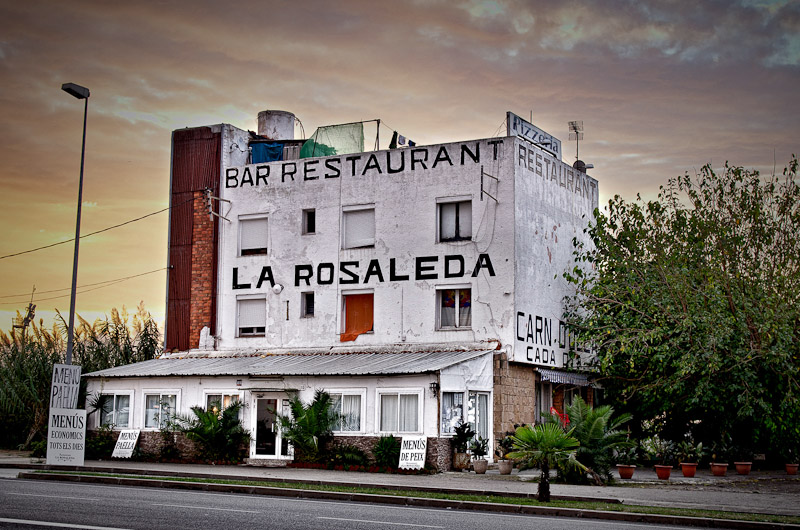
[166, 127, 221, 351]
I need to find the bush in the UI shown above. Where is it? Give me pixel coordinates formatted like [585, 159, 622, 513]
[330, 444, 369, 467]
[85, 425, 117, 459]
[175, 401, 249, 463]
[373, 435, 401, 468]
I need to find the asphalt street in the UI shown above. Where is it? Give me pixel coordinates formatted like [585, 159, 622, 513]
[0, 476, 698, 530]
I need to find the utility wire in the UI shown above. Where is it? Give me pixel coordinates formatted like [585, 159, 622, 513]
[0, 268, 167, 299]
[0, 267, 167, 306]
[0, 194, 197, 261]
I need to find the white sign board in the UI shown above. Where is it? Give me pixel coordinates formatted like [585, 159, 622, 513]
[46, 408, 86, 466]
[112, 430, 140, 459]
[398, 436, 427, 470]
[50, 364, 81, 409]
[507, 111, 562, 160]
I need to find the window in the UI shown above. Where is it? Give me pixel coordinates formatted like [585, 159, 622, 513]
[301, 292, 315, 318]
[439, 200, 471, 242]
[302, 209, 316, 235]
[99, 393, 131, 428]
[437, 288, 472, 329]
[468, 391, 490, 441]
[535, 380, 552, 424]
[239, 216, 268, 255]
[343, 206, 375, 249]
[144, 393, 177, 429]
[379, 391, 421, 433]
[238, 297, 266, 336]
[441, 392, 464, 435]
[340, 292, 373, 342]
[205, 393, 240, 415]
[330, 392, 363, 432]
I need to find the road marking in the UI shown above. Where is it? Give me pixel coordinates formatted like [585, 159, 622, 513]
[153, 503, 261, 514]
[8, 492, 89, 501]
[317, 517, 445, 528]
[0, 518, 131, 530]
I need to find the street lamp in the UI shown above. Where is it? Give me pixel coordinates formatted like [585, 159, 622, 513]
[61, 82, 90, 365]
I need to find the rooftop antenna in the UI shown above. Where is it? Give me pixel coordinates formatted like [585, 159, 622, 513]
[568, 120, 584, 161]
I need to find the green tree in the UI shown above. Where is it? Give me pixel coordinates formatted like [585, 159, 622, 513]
[564, 158, 800, 454]
[507, 423, 585, 502]
[276, 389, 341, 463]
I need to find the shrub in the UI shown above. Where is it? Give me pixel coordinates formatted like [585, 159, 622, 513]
[175, 401, 249, 463]
[330, 444, 369, 467]
[373, 435, 401, 468]
[85, 424, 117, 459]
[277, 389, 341, 463]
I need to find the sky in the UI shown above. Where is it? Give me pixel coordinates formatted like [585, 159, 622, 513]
[0, 0, 798, 335]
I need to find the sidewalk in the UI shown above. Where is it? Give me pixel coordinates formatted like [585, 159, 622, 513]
[2, 450, 799, 518]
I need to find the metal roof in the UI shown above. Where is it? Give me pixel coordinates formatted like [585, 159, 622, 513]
[84, 349, 494, 379]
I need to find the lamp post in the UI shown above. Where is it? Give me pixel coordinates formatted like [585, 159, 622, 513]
[61, 82, 90, 365]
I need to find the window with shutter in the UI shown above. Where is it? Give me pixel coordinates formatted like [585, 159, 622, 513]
[239, 217, 268, 255]
[238, 298, 266, 336]
[343, 207, 375, 249]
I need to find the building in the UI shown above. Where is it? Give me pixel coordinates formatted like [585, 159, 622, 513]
[85, 111, 598, 468]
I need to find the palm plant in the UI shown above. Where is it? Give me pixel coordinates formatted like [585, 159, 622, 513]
[551, 396, 633, 484]
[507, 423, 586, 502]
[176, 400, 249, 463]
[276, 389, 341, 463]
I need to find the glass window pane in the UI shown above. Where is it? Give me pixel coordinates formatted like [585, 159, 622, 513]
[115, 395, 130, 428]
[145, 394, 160, 428]
[440, 203, 456, 240]
[161, 395, 176, 428]
[399, 394, 418, 432]
[440, 290, 456, 328]
[441, 392, 464, 434]
[459, 201, 472, 238]
[342, 395, 361, 431]
[458, 289, 472, 327]
[99, 395, 114, 426]
[380, 394, 398, 432]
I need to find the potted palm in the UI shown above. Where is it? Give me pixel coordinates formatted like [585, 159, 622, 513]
[451, 421, 476, 471]
[614, 446, 638, 479]
[495, 433, 515, 475]
[470, 436, 489, 474]
[678, 439, 704, 478]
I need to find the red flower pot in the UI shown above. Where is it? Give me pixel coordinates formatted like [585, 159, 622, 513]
[654, 465, 672, 480]
[680, 462, 698, 477]
[786, 463, 798, 475]
[616, 464, 636, 479]
[710, 463, 728, 476]
[734, 462, 752, 475]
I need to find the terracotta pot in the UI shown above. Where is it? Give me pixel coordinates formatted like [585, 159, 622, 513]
[473, 459, 488, 474]
[734, 462, 752, 475]
[498, 459, 513, 475]
[786, 463, 798, 475]
[453, 452, 471, 471]
[710, 463, 728, 476]
[654, 464, 672, 480]
[616, 464, 636, 479]
[680, 462, 698, 478]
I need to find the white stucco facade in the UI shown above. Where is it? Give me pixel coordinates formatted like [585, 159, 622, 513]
[86, 115, 598, 466]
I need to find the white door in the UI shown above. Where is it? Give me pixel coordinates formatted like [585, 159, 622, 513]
[250, 395, 290, 459]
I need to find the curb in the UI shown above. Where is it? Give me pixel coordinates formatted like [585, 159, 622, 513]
[18, 471, 800, 530]
[0, 463, 616, 504]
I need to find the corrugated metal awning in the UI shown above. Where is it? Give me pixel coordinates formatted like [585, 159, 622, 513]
[84, 349, 494, 379]
[537, 368, 591, 386]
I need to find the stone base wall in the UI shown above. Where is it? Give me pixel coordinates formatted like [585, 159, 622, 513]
[331, 436, 452, 471]
[492, 351, 536, 437]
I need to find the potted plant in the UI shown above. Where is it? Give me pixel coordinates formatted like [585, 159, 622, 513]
[495, 433, 515, 475]
[709, 438, 731, 476]
[614, 446, 638, 479]
[644, 435, 675, 480]
[733, 445, 753, 475]
[784, 447, 798, 475]
[678, 439, 705, 478]
[451, 421, 476, 471]
[470, 436, 489, 474]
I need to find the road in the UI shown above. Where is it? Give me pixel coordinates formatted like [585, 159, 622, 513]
[0, 475, 696, 529]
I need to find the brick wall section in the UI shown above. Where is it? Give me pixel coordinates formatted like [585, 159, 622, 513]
[189, 190, 215, 348]
[492, 351, 536, 438]
[552, 385, 565, 413]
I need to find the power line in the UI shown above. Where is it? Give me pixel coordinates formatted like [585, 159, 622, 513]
[0, 194, 197, 261]
[0, 267, 167, 307]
